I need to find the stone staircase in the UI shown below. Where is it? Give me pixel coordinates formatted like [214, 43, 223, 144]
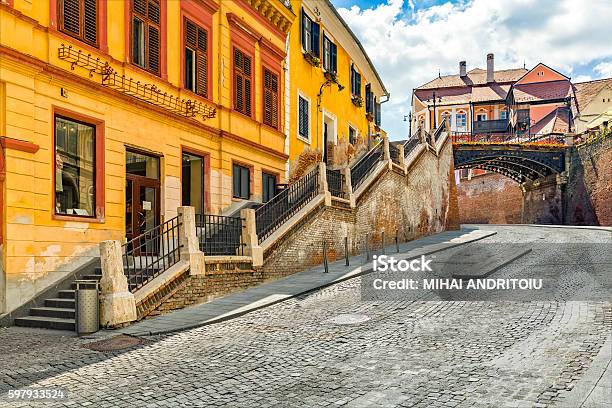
[14, 267, 102, 331]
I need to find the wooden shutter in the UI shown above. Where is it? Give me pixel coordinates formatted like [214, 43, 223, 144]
[196, 27, 208, 97]
[263, 69, 279, 128]
[61, 0, 81, 35]
[331, 43, 337, 73]
[312, 22, 320, 57]
[59, 0, 97, 46]
[234, 48, 252, 116]
[132, 0, 161, 75]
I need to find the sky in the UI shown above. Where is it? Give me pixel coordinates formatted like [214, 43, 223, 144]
[330, 0, 612, 140]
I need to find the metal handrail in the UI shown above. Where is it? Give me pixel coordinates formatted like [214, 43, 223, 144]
[196, 214, 245, 256]
[255, 166, 320, 244]
[403, 135, 419, 157]
[122, 215, 182, 293]
[326, 168, 346, 199]
[350, 142, 383, 191]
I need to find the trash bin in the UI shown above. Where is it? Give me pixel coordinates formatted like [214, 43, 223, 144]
[75, 280, 99, 335]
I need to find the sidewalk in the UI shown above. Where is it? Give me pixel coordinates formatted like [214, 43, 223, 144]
[116, 228, 496, 337]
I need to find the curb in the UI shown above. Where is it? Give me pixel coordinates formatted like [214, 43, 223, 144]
[123, 230, 497, 337]
[462, 224, 612, 233]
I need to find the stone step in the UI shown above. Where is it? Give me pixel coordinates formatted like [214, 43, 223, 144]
[58, 289, 75, 299]
[14, 316, 75, 331]
[30, 307, 75, 319]
[45, 298, 75, 308]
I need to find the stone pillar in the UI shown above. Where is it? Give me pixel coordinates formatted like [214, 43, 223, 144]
[383, 135, 390, 161]
[177, 206, 205, 275]
[397, 144, 406, 171]
[99, 240, 136, 328]
[342, 166, 356, 208]
[241, 209, 263, 267]
[318, 161, 332, 206]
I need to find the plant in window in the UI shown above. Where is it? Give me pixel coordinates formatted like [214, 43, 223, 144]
[303, 50, 320, 67]
[351, 95, 364, 107]
[324, 70, 338, 83]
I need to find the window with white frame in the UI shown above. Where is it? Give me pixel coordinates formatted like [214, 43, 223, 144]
[500, 110, 508, 120]
[456, 113, 467, 128]
[476, 113, 487, 121]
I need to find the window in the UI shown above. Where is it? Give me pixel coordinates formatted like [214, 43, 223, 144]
[298, 95, 310, 140]
[348, 126, 356, 145]
[58, 0, 98, 46]
[301, 9, 320, 56]
[350, 64, 361, 97]
[476, 113, 487, 121]
[234, 48, 252, 117]
[131, 0, 161, 75]
[365, 84, 374, 115]
[500, 110, 508, 120]
[184, 19, 208, 97]
[262, 172, 277, 203]
[263, 69, 279, 128]
[182, 152, 205, 215]
[232, 163, 250, 200]
[322, 35, 337, 72]
[55, 116, 96, 217]
[456, 113, 466, 128]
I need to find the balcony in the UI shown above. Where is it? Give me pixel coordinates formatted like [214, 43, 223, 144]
[472, 119, 509, 134]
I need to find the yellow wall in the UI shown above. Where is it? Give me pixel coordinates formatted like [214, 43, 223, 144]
[0, 0, 295, 313]
[288, 0, 386, 165]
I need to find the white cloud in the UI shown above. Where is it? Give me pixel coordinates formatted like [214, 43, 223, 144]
[336, 0, 612, 140]
[594, 61, 612, 78]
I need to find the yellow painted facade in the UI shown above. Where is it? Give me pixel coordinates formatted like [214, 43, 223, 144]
[287, 0, 387, 167]
[0, 0, 297, 314]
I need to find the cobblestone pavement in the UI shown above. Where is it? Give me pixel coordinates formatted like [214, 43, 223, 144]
[0, 226, 610, 408]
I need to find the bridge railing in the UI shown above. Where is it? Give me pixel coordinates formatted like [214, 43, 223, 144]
[452, 132, 566, 145]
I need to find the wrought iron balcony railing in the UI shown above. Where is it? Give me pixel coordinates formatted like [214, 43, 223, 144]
[472, 119, 509, 134]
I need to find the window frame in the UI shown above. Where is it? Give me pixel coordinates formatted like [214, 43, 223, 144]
[456, 112, 467, 128]
[261, 171, 278, 203]
[57, 0, 99, 48]
[129, 0, 163, 77]
[52, 107, 105, 223]
[322, 34, 337, 73]
[301, 8, 320, 57]
[262, 66, 280, 130]
[182, 17, 210, 98]
[348, 125, 356, 145]
[297, 91, 311, 143]
[232, 162, 252, 200]
[350, 64, 362, 98]
[180, 146, 210, 214]
[233, 46, 254, 118]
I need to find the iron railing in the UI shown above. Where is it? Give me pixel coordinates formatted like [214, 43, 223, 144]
[472, 119, 509, 134]
[326, 168, 346, 199]
[389, 143, 401, 164]
[403, 136, 419, 157]
[256, 166, 320, 244]
[122, 215, 182, 293]
[350, 142, 383, 191]
[195, 214, 245, 256]
[451, 132, 565, 144]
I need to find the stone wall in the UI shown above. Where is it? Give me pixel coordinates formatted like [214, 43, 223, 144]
[149, 260, 261, 317]
[457, 173, 523, 224]
[565, 136, 611, 226]
[522, 174, 565, 225]
[261, 139, 459, 280]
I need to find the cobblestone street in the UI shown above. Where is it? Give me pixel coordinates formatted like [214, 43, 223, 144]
[0, 226, 610, 407]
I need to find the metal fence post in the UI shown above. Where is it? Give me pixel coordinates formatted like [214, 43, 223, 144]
[344, 236, 349, 266]
[323, 241, 329, 273]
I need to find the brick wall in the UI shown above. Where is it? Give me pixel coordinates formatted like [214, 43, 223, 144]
[566, 136, 612, 226]
[261, 140, 460, 280]
[457, 172, 523, 224]
[149, 261, 262, 317]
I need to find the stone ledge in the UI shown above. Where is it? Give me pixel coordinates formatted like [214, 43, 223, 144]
[134, 261, 190, 305]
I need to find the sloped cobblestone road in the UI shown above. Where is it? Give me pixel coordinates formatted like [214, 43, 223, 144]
[0, 226, 610, 407]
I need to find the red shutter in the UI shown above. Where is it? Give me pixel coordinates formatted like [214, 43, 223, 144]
[263, 69, 279, 128]
[147, 0, 160, 24]
[133, 0, 146, 16]
[185, 20, 197, 47]
[83, 0, 97, 45]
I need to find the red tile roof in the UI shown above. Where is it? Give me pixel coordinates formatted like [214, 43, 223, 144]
[416, 67, 527, 90]
[512, 80, 572, 103]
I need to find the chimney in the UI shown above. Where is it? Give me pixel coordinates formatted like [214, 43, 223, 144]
[459, 61, 467, 77]
[486, 53, 494, 83]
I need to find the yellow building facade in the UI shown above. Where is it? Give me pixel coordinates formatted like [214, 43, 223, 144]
[0, 0, 295, 314]
[287, 0, 388, 171]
